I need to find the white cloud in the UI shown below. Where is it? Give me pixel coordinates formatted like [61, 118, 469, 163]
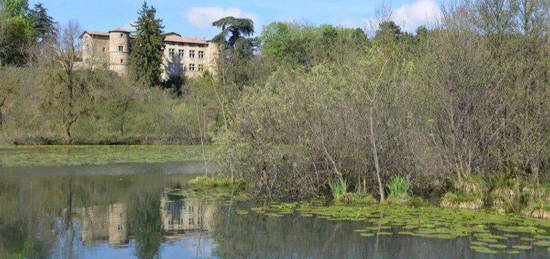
[184, 7, 259, 29]
[392, 0, 441, 32]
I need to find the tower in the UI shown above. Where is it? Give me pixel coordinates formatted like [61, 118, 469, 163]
[108, 28, 130, 75]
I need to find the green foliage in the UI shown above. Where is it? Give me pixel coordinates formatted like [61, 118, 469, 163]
[212, 16, 254, 48]
[328, 178, 348, 201]
[28, 3, 55, 43]
[129, 2, 165, 87]
[387, 176, 409, 198]
[260, 22, 368, 67]
[0, 1, 56, 66]
[188, 176, 246, 189]
[0, 15, 32, 65]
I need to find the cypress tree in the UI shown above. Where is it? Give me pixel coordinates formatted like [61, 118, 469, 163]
[130, 1, 164, 87]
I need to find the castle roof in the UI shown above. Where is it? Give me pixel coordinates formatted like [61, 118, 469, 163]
[164, 34, 208, 45]
[81, 30, 109, 38]
[109, 27, 130, 33]
[81, 29, 209, 45]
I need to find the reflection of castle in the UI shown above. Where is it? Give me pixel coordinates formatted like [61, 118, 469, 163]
[80, 203, 128, 248]
[77, 194, 216, 247]
[160, 194, 217, 242]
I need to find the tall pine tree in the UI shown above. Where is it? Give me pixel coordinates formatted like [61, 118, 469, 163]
[29, 3, 56, 43]
[130, 2, 165, 87]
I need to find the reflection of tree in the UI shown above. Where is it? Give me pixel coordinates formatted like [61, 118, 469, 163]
[127, 187, 163, 259]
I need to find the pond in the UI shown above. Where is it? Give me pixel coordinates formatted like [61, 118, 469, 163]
[0, 146, 549, 258]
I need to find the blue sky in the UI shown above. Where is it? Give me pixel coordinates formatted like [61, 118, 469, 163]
[31, 0, 442, 39]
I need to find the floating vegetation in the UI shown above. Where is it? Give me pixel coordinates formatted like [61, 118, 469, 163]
[533, 240, 550, 247]
[470, 246, 498, 254]
[507, 250, 520, 255]
[470, 241, 489, 246]
[0, 145, 218, 167]
[512, 245, 532, 250]
[236, 209, 249, 215]
[487, 244, 507, 249]
[247, 201, 550, 254]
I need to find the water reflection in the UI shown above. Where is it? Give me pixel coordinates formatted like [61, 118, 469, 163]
[0, 172, 549, 259]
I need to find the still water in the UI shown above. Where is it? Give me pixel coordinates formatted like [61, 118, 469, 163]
[0, 163, 549, 259]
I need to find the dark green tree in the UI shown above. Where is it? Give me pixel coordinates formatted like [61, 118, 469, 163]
[212, 16, 254, 48]
[130, 1, 165, 87]
[375, 20, 402, 43]
[29, 3, 56, 43]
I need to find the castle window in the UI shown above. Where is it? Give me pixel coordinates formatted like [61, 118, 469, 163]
[120, 33, 123, 37]
[189, 217, 194, 225]
[189, 63, 195, 71]
[120, 59, 124, 64]
[189, 50, 195, 58]
[168, 63, 175, 74]
[169, 48, 175, 57]
[102, 47, 106, 52]
[198, 51, 204, 59]
[198, 64, 204, 71]
[118, 46, 124, 52]
[178, 49, 184, 57]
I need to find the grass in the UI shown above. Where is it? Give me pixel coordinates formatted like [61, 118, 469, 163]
[188, 176, 246, 189]
[0, 145, 221, 167]
[387, 176, 409, 198]
[328, 178, 348, 201]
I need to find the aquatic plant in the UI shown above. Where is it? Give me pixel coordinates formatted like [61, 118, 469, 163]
[328, 178, 348, 201]
[386, 176, 409, 198]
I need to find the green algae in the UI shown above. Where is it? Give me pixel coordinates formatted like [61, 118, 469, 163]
[507, 250, 520, 255]
[470, 246, 498, 254]
[242, 201, 550, 252]
[236, 209, 249, 215]
[0, 145, 218, 167]
[360, 233, 375, 237]
[520, 236, 534, 242]
[487, 244, 507, 249]
[477, 238, 498, 243]
[533, 240, 550, 247]
[398, 231, 415, 235]
[470, 241, 489, 246]
[512, 245, 532, 250]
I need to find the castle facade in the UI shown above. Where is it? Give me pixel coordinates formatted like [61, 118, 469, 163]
[80, 28, 218, 78]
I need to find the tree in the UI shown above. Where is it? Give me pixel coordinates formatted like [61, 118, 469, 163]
[212, 16, 254, 48]
[0, 0, 33, 66]
[44, 21, 91, 143]
[130, 1, 165, 87]
[29, 3, 56, 43]
[375, 20, 402, 43]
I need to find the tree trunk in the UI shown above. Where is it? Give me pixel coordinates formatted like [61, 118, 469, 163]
[369, 105, 385, 202]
